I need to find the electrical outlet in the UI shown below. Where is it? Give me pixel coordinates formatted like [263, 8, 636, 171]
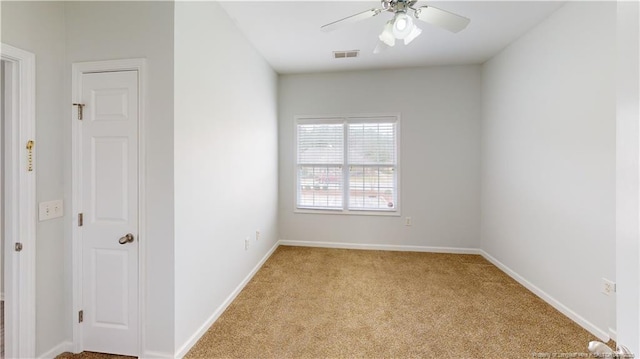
[256, 230, 260, 241]
[602, 278, 616, 296]
[405, 217, 412, 226]
[245, 237, 250, 251]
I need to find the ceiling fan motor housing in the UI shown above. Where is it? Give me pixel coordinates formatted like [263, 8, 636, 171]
[381, 0, 419, 13]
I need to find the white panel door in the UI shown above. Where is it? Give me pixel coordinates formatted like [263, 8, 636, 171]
[81, 71, 138, 356]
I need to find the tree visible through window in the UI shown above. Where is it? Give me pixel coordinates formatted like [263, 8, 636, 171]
[296, 116, 398, 213]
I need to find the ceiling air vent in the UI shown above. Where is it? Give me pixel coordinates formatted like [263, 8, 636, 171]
[333, 50, 360, 59]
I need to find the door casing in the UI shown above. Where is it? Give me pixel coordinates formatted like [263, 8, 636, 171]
[1, 43, 36, 359]
[71, 58, 147, 355]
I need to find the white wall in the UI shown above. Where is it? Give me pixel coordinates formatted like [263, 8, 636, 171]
[174, 2, 278, 355]
[480, 1, 616, 340]
[1, 2, 68, 355]
[278, 66, 481, 250]
[64, 2, 176, 356]
[615, 0, 640, 354]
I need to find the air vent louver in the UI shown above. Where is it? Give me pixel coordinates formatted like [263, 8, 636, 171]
[333, 50, 360, 59]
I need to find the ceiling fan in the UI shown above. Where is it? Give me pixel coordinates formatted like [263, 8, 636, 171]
[320, 0, 470, 53]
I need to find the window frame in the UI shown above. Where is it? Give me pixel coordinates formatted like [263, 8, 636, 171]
[294, 113, 401, 216]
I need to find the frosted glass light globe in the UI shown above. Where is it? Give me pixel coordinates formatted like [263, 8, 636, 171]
[392, 13, 413, 39]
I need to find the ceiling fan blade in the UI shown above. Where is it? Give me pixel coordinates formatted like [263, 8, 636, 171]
[414, 6, 470, 33]
[321, 8, 382, 32]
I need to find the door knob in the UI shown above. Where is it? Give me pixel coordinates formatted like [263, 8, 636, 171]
[118, 233, 135, 245]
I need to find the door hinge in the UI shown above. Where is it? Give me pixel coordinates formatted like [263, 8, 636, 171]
[14, 243, 23, 252]
[78, 213, 83, 227]
[72, 103, 85, 120]
[78, 310, 84, 323]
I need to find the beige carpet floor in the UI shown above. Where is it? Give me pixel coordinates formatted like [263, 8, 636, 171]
[186, 246, 610, 358]
[59, 246, 613, 358]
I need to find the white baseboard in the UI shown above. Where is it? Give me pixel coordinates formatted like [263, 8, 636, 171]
[609, 328, 617, 342]
[174, 241, 280, 358]
[142, 350, 175, 359]
[279, 239, 480, 255]
[38, 341, 73, 359]
[480, 250, 610, 342]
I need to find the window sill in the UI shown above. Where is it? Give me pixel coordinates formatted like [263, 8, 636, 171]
[294, 208, 401, 217]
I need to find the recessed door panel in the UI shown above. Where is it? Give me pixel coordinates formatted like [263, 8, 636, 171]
[92, 249, 129, 328]
[93, 88, 129, 121]
[92, 137, 128, 222]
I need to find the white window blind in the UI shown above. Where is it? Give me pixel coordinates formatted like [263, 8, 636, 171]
[296, 116, 399, 213]
[348, 122, 396, 210]
[297, 123, 344, 209]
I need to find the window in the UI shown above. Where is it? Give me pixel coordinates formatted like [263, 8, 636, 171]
[296, 115, 399, 214]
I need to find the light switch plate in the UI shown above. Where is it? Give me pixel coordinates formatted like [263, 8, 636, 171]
[39, 199, 63, 221]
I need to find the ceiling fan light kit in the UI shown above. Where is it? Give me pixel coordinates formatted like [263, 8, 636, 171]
[391, 12, 413, 39]
[379, 20, 396, 47]
[321, 0, 470, 54]
[404, 26, 422, 45]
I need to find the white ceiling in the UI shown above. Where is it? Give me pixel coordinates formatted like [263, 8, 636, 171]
[219, 1, 565, 74]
